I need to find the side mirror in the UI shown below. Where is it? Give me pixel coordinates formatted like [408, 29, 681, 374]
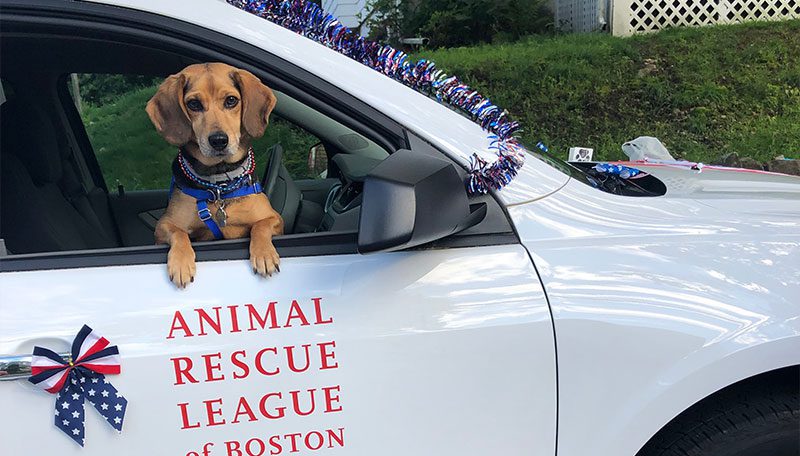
[358, 149, 487, 254]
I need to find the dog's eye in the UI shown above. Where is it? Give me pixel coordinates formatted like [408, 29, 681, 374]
[186, 99, 204, 112]
[224, 96, 239, 108]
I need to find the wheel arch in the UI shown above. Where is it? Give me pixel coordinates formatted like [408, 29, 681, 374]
[634, 364, 799, 455]
[602, 333, 800, 456]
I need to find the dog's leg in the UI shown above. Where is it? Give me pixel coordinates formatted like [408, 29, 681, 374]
[155, 220, 196, 288]
[249, 216, 283, 277]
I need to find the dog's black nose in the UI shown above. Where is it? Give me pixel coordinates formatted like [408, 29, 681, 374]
[208, 132, 229, 151]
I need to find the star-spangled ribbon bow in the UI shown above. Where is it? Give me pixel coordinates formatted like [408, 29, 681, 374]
[28, 325, 127, 446]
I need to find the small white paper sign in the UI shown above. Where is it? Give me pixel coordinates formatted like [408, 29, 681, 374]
[569, 147, 594, 162]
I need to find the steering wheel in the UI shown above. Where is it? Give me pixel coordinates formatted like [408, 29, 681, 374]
[261, 143, 283, 201]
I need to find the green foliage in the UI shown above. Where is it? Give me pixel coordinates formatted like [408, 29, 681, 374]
[76, 74, 161, 105]
[78, 20, 800, 192]
[364, 0, 551, 48]
[360, 0, 409, 43]
[422, 20, 800, 163]
[79, 84, 319, 191]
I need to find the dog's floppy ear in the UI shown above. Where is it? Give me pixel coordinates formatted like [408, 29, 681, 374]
[146, 73, 192, 146]
[232, 69, 277, 139]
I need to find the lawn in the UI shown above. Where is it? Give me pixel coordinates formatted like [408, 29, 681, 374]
[81, 20, 800, 190]
[423, 19, 800, 163]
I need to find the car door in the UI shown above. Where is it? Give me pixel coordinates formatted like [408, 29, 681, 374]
[0, 2, 557, 455]
[0, 239, 555, 455]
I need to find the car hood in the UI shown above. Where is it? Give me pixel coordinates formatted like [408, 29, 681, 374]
[615, 161, 800, 217]
[619, 161, 800, 198]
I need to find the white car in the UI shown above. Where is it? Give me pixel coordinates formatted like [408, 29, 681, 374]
[0, 1, 798, 455]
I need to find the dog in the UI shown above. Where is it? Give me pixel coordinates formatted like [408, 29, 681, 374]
[146, 62, 283, 288]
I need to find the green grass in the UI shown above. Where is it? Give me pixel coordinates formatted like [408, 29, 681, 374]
[82, 20, 800, 190]
[423, 20, 800, 163]
[80, 85, 319, 191]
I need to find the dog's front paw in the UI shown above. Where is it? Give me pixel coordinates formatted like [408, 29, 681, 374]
[168, 245, 196, 288]
[250, 242, 280, 278]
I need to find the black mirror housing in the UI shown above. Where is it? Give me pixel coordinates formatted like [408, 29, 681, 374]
[358, 149, 485, 254]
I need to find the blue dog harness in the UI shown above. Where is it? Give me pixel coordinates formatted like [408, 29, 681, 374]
[170, 148, 261, 240]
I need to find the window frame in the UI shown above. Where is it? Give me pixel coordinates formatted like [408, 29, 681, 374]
[0, 0, 519, 272]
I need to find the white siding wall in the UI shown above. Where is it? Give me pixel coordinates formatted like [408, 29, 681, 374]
[556, 0, 609, 32]
[322, 0, 370, 33]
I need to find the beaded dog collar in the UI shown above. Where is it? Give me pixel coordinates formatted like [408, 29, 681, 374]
[177, 147, 257, 192]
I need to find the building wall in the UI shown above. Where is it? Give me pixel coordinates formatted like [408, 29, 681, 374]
[556, 0, 609, 33]
[322, 0, 370, 33]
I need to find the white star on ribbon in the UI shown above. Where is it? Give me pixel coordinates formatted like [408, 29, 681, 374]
[29, 324, 127, 447]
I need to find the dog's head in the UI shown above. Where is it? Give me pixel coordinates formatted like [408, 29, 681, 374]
[146, 62, 277, 166]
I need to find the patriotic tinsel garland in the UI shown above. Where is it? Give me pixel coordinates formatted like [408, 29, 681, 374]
[226, 0, 533, 195]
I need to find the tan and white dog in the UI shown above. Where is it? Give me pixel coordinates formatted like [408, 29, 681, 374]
[146, 62, 283, 288]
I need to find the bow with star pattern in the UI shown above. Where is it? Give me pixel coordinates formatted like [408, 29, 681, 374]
[28, 325, 127, 446]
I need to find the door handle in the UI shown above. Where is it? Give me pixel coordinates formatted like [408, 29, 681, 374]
[0, 352, 71, 381]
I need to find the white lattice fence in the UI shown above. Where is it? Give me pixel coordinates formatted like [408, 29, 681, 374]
[611, 0, 800, 35]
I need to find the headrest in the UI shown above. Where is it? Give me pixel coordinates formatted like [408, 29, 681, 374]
[0, 99, 63, 184]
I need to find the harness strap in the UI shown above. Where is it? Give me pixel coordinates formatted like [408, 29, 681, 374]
[196, 200, 224, 239]
[178, 183, 263, 202]
[170, 177, 263, 240]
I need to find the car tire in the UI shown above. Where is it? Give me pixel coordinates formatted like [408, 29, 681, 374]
[638, 374, 800, 456]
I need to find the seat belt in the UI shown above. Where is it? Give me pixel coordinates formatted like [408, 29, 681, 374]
[54, 104, 117, 245]
[60, 159, 113, 246]
[55, 84, 96, 194]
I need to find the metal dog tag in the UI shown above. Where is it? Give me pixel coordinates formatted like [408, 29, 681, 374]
[215, 202, 227, 227]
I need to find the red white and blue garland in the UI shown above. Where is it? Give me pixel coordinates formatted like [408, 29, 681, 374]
[29, 325, 127, 446]
[227, 0, 535, 195]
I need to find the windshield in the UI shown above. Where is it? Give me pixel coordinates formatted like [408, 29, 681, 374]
[518, 141, 599, 188]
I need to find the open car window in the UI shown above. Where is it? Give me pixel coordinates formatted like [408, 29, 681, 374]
[0, 35, 396, 262]
[67, 73, 389, 192]
[0, 2, 514, 271]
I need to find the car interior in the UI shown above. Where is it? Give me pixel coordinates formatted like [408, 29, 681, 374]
[0, 34, 394, 256]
